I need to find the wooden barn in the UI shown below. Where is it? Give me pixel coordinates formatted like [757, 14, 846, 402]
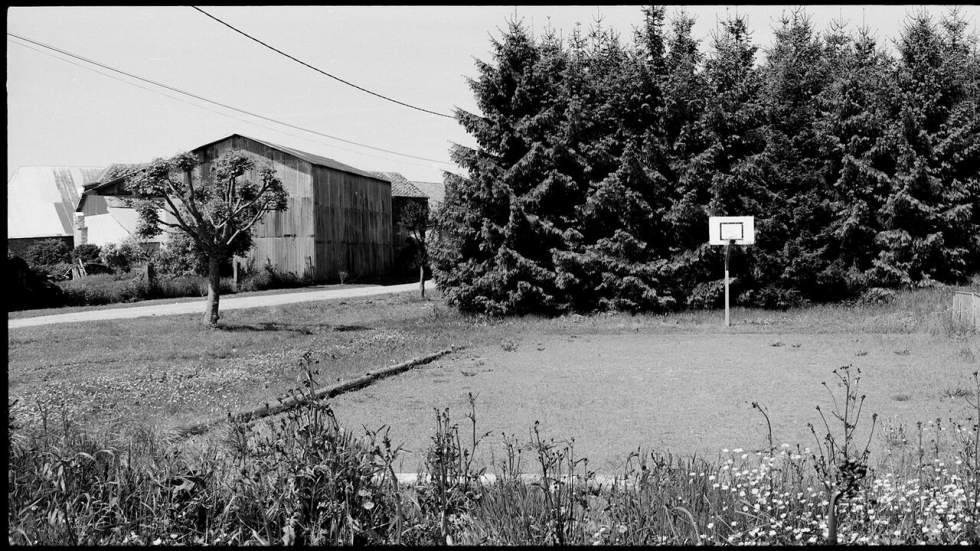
[83, 134, 393, 282]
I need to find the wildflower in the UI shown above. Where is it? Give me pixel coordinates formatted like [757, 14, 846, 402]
[707, 523, 715, 530]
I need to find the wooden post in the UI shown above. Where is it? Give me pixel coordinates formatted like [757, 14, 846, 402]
[725, 240, 732, 327]
[232, 257, 239, 292]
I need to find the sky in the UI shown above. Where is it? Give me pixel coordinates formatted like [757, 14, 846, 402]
[7, 5, 978, 184]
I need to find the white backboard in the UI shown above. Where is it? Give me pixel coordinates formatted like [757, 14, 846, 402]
[709, 216, 755, 245]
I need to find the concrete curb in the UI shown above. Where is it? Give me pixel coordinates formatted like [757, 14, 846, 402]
[173, 345, 461, 438]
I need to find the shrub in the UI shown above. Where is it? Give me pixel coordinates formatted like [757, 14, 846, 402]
[58, 272, 236, 306]
[238, 262, 307, 293]
[71, 244, 102, 265]
[99, 238, 152, 274]
[151, 232, 208, 277]
[686, 278, 735, 310]
[6, 254, 65, 311]
[60, 273, 141, 305]
[738, 286, 808, 310]
[24, 239, 71, 268]
[858, 287, 897, 305]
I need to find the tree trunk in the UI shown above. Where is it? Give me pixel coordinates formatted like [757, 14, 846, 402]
[419, 263, 426, 298]
[205, 255, 222, 327]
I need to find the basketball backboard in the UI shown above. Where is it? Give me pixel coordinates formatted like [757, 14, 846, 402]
[708, 216, 755, 245]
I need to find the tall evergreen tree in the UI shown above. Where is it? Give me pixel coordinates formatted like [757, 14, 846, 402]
[552, 14, 676, 311]
[758, 9, 839, 300]
[431, 20, 570, 314]
[434, 7, 979, 317]
[870, 10, 980, 286]
[814, 25, 896, 295]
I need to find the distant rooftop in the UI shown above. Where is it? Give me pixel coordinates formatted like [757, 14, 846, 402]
[410, 180, 446, 206]
[7, 166, 105, 238]
[370, 171, 428, 198]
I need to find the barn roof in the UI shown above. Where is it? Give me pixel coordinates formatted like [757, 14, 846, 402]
[7, 166, 105, 238]
[195, 134, 389, 183]
[370, 171, 428, 198]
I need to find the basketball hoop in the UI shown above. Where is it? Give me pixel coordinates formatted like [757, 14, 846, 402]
[709, 216, 756, 326]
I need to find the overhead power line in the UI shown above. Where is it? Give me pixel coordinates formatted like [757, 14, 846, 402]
[192, 6, 455, 119]
[6, 31, 454, 166]
[7, 38, 447, 172]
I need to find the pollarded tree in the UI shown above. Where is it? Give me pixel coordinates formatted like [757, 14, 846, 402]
[126, 151, 287, 326]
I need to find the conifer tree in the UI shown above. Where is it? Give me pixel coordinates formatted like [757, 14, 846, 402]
[870, 10, 980, 286]
[431, 20, 570, 314]
[758, 9, 837, 300]
[814, 25, 896, 295]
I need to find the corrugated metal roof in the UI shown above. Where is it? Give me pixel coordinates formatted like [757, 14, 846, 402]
[7, 166, 105, 238]
[370, 171, 428, 198]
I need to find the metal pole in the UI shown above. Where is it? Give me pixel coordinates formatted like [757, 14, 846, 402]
[724, 241, 731, 327]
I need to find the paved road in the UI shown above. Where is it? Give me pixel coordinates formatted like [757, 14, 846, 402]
[9, 281, 432, 329]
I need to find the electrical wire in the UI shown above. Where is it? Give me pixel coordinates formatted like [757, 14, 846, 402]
[192, 6, 455, 119]
[6, 31, 455, 167]
[8, 38, 448, 173]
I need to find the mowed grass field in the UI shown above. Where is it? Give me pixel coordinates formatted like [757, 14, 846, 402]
[8, 286, 978, 475]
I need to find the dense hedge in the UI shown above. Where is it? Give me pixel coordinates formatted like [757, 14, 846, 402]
[432, 8, 980, 315]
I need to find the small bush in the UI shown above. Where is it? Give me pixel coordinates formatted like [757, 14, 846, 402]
[858, 287, 897, 305]
[24, 239, 71, 268]
[71, 244, 102, 265]
[60, 273, 140, 305]
[59, 271, 237, 306]
[739, 286, 807, 310]
[99, 238, 152, 274]
[687, 278, 740, 310]
[151, 233, 208, 277]
[239, 262, 308, 293]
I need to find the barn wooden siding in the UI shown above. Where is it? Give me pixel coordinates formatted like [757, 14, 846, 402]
[313, 165, 392, 281]
[191, 135, 391, 281]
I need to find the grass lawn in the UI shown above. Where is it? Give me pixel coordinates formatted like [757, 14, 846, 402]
[8, 286, 978, 475]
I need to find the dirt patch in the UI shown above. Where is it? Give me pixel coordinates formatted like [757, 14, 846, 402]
[328, 332, 977, 474]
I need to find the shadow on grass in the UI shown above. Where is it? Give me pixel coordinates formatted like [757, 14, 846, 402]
[218, 322, 372, 334]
